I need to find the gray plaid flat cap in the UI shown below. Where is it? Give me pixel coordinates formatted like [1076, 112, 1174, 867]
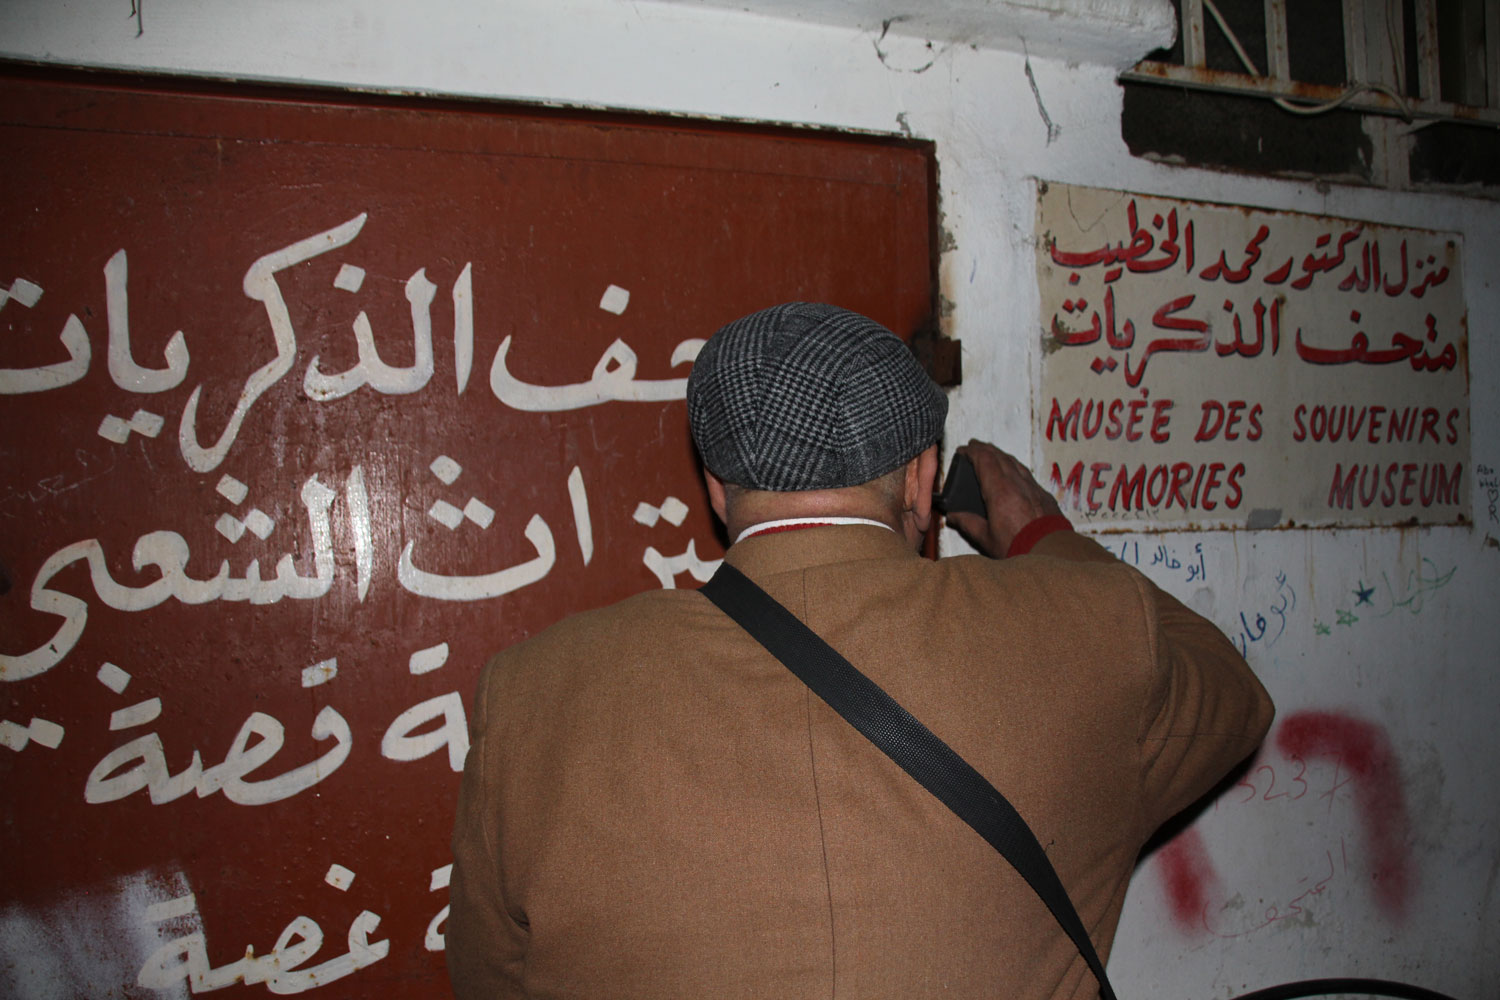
[687, 302, 947, 491]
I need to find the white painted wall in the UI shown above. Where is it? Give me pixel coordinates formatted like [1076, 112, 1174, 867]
[4, 1, 1496, 995]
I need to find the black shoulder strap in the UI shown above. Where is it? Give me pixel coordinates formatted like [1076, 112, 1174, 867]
[700, 562, 1119, 1000]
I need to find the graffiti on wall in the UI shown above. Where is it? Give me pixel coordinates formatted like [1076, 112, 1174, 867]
[1156, 709, 1416, 939]
[1478, 464, 1499, 529]
[1313, 560, 1458, 636]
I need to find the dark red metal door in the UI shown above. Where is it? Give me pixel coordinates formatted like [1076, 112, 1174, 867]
[0, 72, 933, 997]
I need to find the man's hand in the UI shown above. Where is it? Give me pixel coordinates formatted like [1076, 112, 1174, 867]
[945, 440, 1063, 558]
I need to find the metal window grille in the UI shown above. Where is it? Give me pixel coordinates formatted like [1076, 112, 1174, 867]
[1121, 0, 1500, 128]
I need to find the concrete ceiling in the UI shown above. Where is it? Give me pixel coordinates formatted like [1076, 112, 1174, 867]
[670, 0, 1178, 68]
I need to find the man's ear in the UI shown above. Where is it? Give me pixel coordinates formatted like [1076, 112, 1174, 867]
[904, 444, 940, 534]
[704, 469, 728, 525]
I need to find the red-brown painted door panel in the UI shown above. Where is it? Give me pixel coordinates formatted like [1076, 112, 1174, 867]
[0, 73, 933, 997]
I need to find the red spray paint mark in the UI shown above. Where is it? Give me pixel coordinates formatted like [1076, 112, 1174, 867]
[1156, 827, 1216, 934]
[1275, 710, 1412, 919]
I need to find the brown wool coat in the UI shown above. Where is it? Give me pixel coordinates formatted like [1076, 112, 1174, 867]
[447, 525, 1273, 999]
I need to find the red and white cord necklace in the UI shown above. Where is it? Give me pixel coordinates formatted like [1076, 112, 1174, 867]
[734, 517, 893, 544]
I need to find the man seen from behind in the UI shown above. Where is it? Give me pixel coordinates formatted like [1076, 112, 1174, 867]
[447, 301, 1274, 999]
